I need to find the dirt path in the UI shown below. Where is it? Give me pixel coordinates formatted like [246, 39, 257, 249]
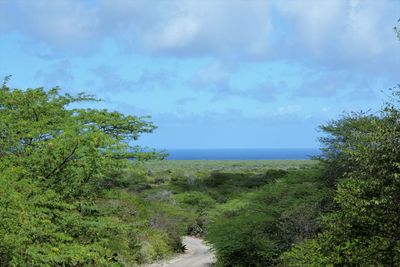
[145, 236, 215, 267]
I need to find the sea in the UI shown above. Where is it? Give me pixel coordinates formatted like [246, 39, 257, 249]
[163, 148, 320, 160]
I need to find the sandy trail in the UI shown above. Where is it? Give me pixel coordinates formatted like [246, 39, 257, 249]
[145, 236, 215, 267]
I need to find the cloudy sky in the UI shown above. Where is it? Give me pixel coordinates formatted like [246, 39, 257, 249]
[0, 0, 399, 149]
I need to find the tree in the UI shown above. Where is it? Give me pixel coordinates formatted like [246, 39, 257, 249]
[282, 87, 400, 266]
[315, 111, 379, 187]
[206, 168, 328, 266]
[0, 80, 162, 266]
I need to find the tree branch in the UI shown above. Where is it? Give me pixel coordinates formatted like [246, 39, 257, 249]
[45, 142, 79, 180]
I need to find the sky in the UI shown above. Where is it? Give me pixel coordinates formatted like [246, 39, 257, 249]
[0, 0, 399, 149]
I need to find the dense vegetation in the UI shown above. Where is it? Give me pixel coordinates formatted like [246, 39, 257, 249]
[141, 160, 313, 237]
[205, 166, 330, 266]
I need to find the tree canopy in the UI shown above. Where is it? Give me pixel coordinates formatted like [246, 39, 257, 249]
[281, 87, 400, 266]
[0, 80, 165, 266]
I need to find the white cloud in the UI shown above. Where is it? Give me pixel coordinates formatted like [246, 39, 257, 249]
[0, 0, 99, 52]
[276, 0, 349, 48]
[274, 0, 399, 69]
[156, 17, 200, 50]
[1, 0, 398, 63]
[340, 0, 397, 57]
[139, 0, 272, 58]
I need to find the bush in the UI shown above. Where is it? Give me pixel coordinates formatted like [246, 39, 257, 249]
[206, 167, 328, 266]
[174, 191, 216, 211]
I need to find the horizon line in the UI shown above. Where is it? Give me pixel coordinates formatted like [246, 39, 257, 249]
[154, 147, 320, 150]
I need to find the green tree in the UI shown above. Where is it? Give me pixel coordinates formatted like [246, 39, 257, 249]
[282, 88, 400, 266]
[0, 79, 161, 198]
[206, 167, 328, 266]
[0, 80, 162, 266]
[316, 112, 378, 187]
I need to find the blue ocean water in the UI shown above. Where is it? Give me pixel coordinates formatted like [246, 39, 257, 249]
[164, 148, 320, 160]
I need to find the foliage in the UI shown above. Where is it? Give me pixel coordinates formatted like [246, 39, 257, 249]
[282, 87, 400, 266]
[174, 191, 217, 212]
[0, 81, 174, 266]
[206, 167, 330, 266]
[316, 112, 379, 187]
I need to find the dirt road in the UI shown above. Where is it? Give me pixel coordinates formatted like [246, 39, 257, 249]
[145, 236, 215, 267]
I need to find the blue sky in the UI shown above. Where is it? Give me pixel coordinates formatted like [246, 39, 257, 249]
[0, 0, 399, 149]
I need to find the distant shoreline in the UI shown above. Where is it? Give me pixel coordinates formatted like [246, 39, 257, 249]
[162, 148, 320, 160]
